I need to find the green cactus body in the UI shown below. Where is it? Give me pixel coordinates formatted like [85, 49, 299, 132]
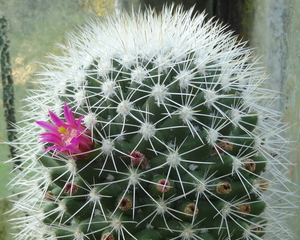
[8, 5, 293, 240]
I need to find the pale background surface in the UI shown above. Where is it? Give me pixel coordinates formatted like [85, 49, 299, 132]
[251, 0, 300, 235]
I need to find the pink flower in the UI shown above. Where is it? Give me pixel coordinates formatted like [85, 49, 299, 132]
[36, 103, 94, 159]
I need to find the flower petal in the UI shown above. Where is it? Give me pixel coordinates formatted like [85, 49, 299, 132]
[49, 110, 65, 127]
[38, 133, 63, 145]
[36, 121, 57, 132]
[45, 145, 59, 152]
[63, 103, 77, 126]
[76, 116, 84, 127]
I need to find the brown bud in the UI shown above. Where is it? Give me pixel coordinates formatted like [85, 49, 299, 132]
[130, 151, 148, 168]
[156, 179, 171, 193]
[237, 203, 251, 216]
[212, 138, 233, 155]
[101, 233, 114, 240]
[184, 203, 199, 216]
[216, 182, 232, 194]
[242, 159, 256, 172]
[118, 196, 132, 211]
[64, 182, 78, 195]
[44, 191, 54, 201]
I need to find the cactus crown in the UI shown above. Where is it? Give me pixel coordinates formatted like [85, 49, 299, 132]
[8, 5, 293, 240]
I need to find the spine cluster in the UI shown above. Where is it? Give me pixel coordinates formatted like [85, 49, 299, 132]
[8, 6, 293, 240]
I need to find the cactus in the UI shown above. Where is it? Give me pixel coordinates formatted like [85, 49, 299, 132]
[8, 5, 294, 240]
[1, 17, 18, 161]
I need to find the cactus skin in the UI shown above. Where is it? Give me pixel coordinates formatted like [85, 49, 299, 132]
[1, 17, 18, 162]
[8, 5, 294, 240]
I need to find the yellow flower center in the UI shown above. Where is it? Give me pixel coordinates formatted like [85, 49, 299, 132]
[58, 126, 67, 134]
[58, 126, 78, 145]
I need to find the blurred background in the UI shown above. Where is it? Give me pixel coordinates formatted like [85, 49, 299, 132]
[0, 0, 299, 239]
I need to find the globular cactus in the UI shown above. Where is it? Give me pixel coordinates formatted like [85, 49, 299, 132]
[8, 5, 294, 240]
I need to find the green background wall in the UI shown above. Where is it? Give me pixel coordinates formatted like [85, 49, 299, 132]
[0, 1, 113, 239]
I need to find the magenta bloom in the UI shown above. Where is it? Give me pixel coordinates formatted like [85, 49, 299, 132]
[36, 103, 94, 159]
